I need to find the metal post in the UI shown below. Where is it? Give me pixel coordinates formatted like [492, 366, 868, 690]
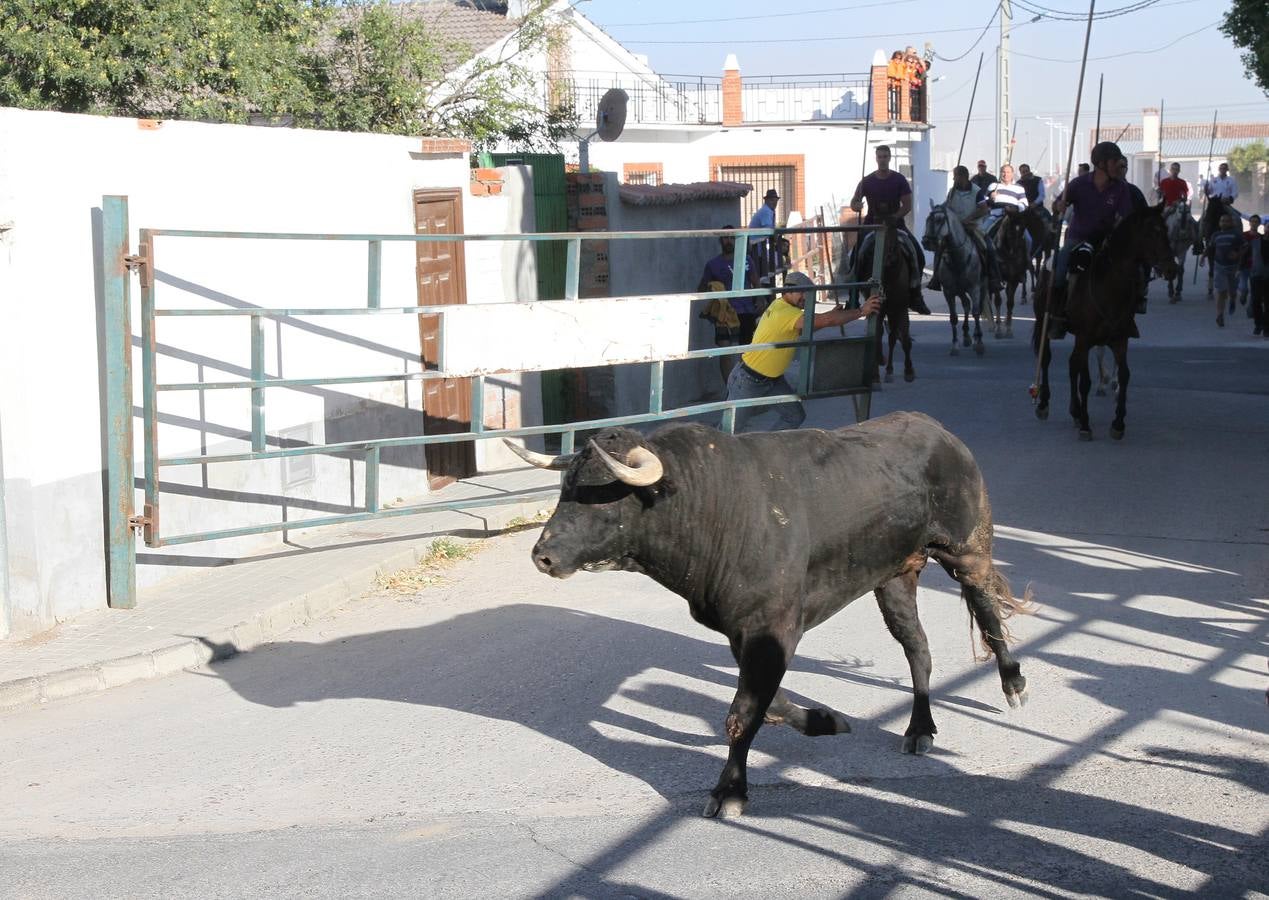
[649, 360, 664, 415]
[367, 240, 382, 309]
[250, 314, 266, 453]
[138, 229, 160, 547]
[998, 0, 1012, 172]
[471, 375, 485, 434]
[564, 236, 581, 301]
[102, 196, 137, 609]
[365, 447, 380, 513]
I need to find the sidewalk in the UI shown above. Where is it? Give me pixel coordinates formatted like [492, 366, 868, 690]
[0, 468, 560, 712]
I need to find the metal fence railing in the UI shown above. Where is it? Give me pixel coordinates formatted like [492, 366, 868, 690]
[99, 195, 884, 609]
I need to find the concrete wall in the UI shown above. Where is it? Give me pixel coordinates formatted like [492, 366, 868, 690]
[0, 108, 540, 638]
[603, 173, 745, 414]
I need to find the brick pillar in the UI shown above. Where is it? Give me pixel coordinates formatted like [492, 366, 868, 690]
[870, 64, 887, 123]
[722, 54, 742, 127]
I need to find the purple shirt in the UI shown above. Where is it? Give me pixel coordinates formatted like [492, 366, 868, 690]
[857, 172, 912, 224]
[698, 252, 758, 314]
[1064, 173, 1133, 244]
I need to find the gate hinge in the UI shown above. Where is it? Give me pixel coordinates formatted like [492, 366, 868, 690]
[128, 503, 159, 545]
[123, 240, 153, 289]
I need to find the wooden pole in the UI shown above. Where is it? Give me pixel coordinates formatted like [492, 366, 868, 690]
[957, 52, 986, 169]
[1094, 73, 1103, 144]
[1195, 108, 1219, 284]
[1032, 0, 1097, 400]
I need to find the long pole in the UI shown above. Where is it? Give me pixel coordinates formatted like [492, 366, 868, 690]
[1157, 97, 1165, 199]
[857, 76, 873, 227]
[1007, 117, 1018, 165]
[1032, 0, 1097, 400]
[1195, 108, 1219, 284]
[1094, 73, 1103, 144]
[957, 52, 985, 169]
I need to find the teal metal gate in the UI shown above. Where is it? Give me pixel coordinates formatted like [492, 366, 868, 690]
[100, 195, 884, 610]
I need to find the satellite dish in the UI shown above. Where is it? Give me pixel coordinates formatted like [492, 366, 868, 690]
[596, 89, 628, 142]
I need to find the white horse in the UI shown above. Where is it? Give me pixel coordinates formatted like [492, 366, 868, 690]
[922, 202, 986, 356]
[1163, 200, 1198, 302]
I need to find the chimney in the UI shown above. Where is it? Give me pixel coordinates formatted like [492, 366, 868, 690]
[1142, 106, 1160, 153]
[722, 54, 742, 127]
[870, 49, 888, 123]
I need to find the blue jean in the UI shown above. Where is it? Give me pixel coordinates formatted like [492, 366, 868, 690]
[725, 363, 805, 433]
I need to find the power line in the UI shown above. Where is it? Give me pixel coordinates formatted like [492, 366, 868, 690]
[619, 24, 993, 45]
[1012, 0, 1162, 19]
[933, 2, 1001, 62]
[1010, 20, 1218, 62]
[602, 0, 920, 27]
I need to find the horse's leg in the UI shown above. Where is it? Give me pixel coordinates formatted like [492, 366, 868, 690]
[961, 294, 972, 347]
[1005, 282, 1016, 337]
[972, 287, 985, 356]
[902, 311, 915, 382]
[1109, 337, 1130, 440]
[1036, 333, 1052, 420]
[1068, 335, 1092, 438]
[947, 289, 960, 356]
[885, 312, 898, 382]
[993, 283, 1004, 337]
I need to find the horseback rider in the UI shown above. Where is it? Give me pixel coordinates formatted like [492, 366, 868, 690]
[849, 144, 932, 315]
[927, 165, 1003, 293]
[1017, 163, 1046, 207]
[1157, 161, 1189, 210]
[1048, 140, 1134, 337]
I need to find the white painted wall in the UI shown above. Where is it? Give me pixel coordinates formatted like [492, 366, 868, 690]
[0, 108, 540, 637]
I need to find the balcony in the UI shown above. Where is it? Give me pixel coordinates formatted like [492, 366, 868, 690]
[550, 73, 872, 128]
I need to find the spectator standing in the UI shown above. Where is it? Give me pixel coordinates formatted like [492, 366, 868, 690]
[1206, 212, 1245, 327]
[886, 51, 904, 120]
[724, 271, 879, 432]
[1157, 162, 1189, 208]
[748, 188, 782, 275]
[1238, 214, 1261, 312]
[698, 227, 759, 380]
[1249, 220, 1269, 337]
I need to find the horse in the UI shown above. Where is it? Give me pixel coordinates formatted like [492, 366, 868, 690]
[1020, 204, 1058, 302]
[1031, 204, 1178, 441]
[1162, 200, 1198, 302]
[837, 217, 915, 383]
[922, 203, 987, 357]
[992, 211, 1030, 338]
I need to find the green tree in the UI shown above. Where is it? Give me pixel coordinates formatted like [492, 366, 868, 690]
[1227, 140, 1269, 173]
[302, 0, 575, 149]
[1220, 0, 1269, 95]
[0, 0, 323, 122]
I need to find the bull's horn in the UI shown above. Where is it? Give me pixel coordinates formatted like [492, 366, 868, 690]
[502, 439, 577, 470]
[589, 440, 664, 487]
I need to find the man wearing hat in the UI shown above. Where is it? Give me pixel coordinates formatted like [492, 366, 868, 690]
[971, 160, 995, 195]
[724, 271, 880, 432]
[748, 188, 783, 272]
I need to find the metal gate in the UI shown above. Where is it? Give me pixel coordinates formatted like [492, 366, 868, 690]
[100, 195, 884, 610]
[721, 164, 796, 227]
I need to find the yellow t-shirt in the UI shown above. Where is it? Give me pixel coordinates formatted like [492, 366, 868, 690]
[740, 298, 805, 378]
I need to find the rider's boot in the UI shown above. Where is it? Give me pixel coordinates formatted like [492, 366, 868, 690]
[909, 286, 932, 315]
[927, 272, 942, 291]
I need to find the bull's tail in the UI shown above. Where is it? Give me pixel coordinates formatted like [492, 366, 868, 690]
[967, 568, 1037, 661]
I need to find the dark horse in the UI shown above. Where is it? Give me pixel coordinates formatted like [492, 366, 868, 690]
[992, 212, 1030, 338]
[876, 217, 915, 383]
[1021, 204, 1058, 301]
[1031, 204, 1178, 440]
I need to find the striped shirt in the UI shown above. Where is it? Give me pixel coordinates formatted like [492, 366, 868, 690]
[993, 182, 1029, 212]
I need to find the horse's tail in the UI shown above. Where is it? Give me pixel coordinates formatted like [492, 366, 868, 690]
[1030, 268, 1050, 353]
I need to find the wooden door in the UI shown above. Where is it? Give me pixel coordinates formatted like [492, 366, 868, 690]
[414, 188, 475, 488]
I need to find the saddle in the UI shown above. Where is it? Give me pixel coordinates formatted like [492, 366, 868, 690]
[853, 229, 920, 284]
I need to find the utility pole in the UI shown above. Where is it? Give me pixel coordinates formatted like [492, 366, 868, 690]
[998, 0, 1012, 173]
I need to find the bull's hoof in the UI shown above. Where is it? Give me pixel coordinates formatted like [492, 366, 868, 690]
[1079, 428, 1093, 441]
[1110, 424, 1124, 440]
[1005, 686, 1029, 709]
[902, 734, 935, 755]
[884, 371, 894, 383]
[805, 708, 852, 736]
[703, 792, 747, 818]
[904, 369, 915, 383]
[1036, 406, 1049, 421]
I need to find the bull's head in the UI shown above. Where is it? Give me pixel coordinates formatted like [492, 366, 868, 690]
[504, 428, 664, 579]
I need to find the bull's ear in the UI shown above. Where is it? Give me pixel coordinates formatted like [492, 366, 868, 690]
[503, 439, 577, 470]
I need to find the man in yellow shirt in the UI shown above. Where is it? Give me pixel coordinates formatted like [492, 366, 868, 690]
[725, 270, 881, 432]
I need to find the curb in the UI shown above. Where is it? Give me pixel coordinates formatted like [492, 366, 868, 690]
[0, 497, 553, 714]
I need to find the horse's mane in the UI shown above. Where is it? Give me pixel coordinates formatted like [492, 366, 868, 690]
[1090, 204, 1162, 279]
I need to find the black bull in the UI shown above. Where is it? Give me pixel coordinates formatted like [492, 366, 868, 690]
[508, 411, 1032, 818]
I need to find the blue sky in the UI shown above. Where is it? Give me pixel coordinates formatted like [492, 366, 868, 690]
[579, 0, 1269, 171]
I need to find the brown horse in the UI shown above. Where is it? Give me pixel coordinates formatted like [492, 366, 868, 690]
[992, 212, 1030, 338]
[1032, 204, 1178, 440]
[877, 218, 915, 383]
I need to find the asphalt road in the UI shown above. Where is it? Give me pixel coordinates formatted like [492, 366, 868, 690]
[2, 282, 1266, 899]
